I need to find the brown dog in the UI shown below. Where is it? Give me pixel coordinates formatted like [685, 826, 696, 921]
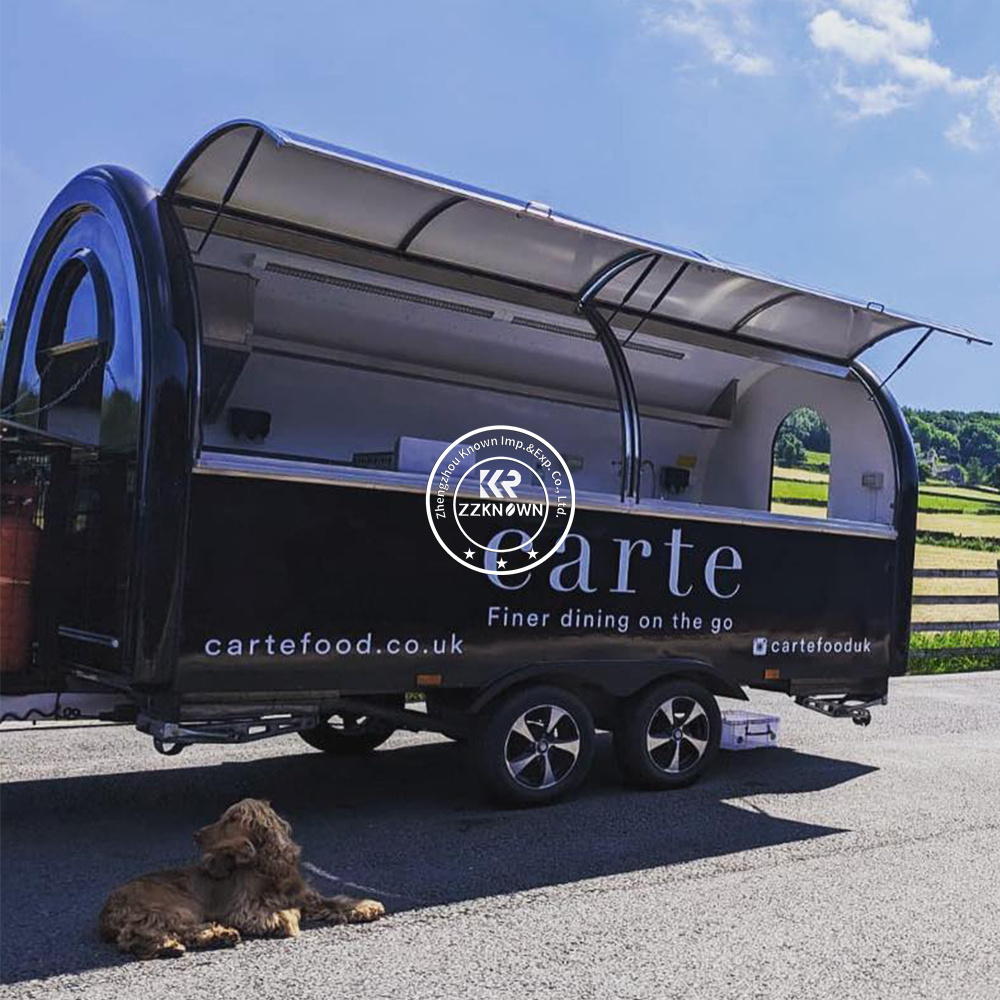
[99, 798, 385, 959]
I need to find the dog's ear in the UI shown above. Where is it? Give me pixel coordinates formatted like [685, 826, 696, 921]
[201, 849, 236, 879]
[234, 838, 257, 865]
[229, 801, 300, 878]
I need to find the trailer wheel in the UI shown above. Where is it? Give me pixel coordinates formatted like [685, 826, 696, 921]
[615, 680, 720, 789]
[299, 710, 396, 756]
[474, 685, 595, 806]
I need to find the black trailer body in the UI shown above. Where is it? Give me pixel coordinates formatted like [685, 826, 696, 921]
[177, 472, 896, 702]
[2, 120, 988, 803]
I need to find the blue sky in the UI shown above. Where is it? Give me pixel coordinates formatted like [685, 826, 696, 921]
[1, 0, 997, 409]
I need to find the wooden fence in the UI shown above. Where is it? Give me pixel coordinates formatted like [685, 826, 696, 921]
[910, 561, 1000, 662]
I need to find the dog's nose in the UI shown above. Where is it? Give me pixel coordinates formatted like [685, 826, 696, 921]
[194, 830, 204, 846]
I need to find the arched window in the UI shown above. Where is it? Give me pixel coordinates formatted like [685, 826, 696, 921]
[770, 407, 830, 518]
[33, 252, 110, 444]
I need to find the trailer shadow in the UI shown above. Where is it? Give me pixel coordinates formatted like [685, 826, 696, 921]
[0, 735, 876, 983]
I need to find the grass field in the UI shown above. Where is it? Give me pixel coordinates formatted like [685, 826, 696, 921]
[924, 481, 1000, 500]
[911, 603, 999, 623]
[771, 470, 1000, 517]
[772, 466, 829, 483]
[918, 512, 1000, 538]
[913, 545, 998, 569]
[770, 478, 828, 503]
[909, 543, 998, 674]
[910, 546, 998, 623]
[920, 485, 1000, 509]
[769, 501, 827, 519]
[909, 630, 1000, 673]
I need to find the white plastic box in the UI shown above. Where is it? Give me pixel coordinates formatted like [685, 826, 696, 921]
[721, 710, 781, 750]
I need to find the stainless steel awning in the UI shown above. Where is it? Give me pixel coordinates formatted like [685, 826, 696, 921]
[164, 119, 989, 364]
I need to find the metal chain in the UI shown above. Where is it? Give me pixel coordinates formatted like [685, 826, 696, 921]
[1, 352, 104, 419]
[0, 355, 57, 416]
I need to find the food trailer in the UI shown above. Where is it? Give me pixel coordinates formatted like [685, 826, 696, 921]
[1, 120, 989, 804]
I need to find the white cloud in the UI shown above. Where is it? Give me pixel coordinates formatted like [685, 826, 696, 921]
[903, 165, 932, 185]
[811, 9, 912, 66]
[833, 78, 910, 117]
[807, 1, 1000, 147]
[832, 0, 932, 52]
[639, 0, 999, 148]
[810, 2, 976, 94]
[987, 73, 1000, 127]
[944, 113, 980, 151]
[642, 1, 775, 77]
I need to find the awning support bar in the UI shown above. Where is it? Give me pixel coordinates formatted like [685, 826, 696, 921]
[578, 250, 654, 502]
[875, 327, 933, 394]
[622, 262, 690, 346]
[194, 128, 263, 256]
[856, 320, 992, 360]
[606, 254, 660, 325]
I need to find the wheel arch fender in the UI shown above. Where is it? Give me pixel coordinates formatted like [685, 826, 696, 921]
[468, 659, 747, 716]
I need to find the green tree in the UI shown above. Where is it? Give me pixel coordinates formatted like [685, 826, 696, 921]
[781, 408, 830, 451]
[774, 432, 806, 467]
[942, 463, 967, 486]
[908, 416, 961, 462]
[958, 421, 1000, 469]
[928, 411, 960, 436]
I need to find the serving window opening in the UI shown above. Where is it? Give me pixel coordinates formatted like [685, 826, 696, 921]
[187, 236, 899, 535]
[195, 252, 624, 502]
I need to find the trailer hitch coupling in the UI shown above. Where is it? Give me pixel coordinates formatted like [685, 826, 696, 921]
[795, 694, 886, 725]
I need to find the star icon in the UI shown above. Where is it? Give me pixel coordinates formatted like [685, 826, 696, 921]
[527, 549, 539, 559]
[464, 549, 475, 560]
[497, 558, 507, 569]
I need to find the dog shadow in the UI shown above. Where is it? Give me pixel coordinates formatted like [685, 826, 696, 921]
[0, 734, 875, 983]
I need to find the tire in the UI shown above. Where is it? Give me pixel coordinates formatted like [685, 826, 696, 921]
[614, 679, 720, 789]
[299, 708, 397, 756]
[474, 685, 595, 806]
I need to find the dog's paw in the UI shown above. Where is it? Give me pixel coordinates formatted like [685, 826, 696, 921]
[208, 926, 241, 949]
[276, 908, 301, 938]
[156, 938, 187, 959]
[188, 923, 241, 950]
[347, 899, 386, 923]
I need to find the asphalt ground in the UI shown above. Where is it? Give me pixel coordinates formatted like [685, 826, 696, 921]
[1, 672, 998, 1000]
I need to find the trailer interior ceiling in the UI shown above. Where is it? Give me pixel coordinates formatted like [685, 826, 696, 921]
[166, 121, 988, 531]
